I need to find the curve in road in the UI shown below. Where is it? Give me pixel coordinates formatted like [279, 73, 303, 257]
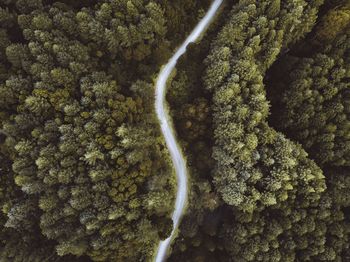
[154, 1, 224, 261]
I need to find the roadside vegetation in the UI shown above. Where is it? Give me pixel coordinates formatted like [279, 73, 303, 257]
[0, 0, 349, 261]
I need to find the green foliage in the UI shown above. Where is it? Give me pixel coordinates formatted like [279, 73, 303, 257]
[1, 0, 350, 261]
[0, 0, 212, 260]
[167, 1, 349, 262]
[204, 0, 325, 213]
[75, 0, 166, 61]
[269, 20, 350, 167]
[314, 3, 350, 44]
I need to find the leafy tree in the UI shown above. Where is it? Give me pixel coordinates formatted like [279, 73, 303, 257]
[203, 0, 325, 213]
[168, 1, 348, 261]
[269, 16, 350, 167]
[0, 0, 209, 260]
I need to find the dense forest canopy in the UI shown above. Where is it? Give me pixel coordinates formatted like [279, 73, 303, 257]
[0, 0, 349, 261]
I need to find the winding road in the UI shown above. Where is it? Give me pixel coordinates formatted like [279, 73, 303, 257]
[154, 1, 223, 261]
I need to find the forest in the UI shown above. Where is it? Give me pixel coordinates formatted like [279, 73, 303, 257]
[0, 0, 349, 261]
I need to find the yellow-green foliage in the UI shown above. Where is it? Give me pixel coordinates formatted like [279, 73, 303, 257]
[270, 28, 350, 167]
[315, 4, 350, 43]
[0, 0, 213, 260]
[2, 0, 350, 261]
[204, 0, 325, 213]
[167, 1, 349, 262]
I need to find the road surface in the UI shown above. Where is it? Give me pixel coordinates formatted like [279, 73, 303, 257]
[154, 0, 224, 261]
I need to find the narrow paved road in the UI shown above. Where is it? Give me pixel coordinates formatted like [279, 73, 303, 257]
[154, 1, 223, 261]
